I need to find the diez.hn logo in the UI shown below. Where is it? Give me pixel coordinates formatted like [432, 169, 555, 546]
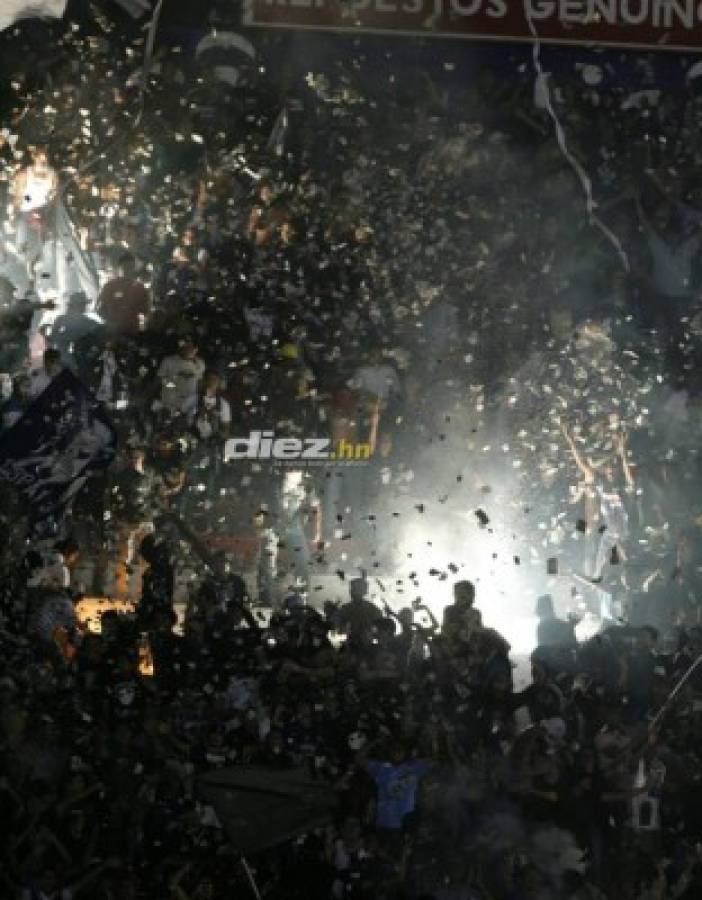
[224, 430, 372, 462]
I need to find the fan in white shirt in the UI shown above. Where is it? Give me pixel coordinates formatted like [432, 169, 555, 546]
[347, 348, 401, 406]
[185, 371, 232, 439]
[155, 339, 205, 417]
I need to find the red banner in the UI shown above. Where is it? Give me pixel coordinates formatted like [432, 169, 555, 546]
[245, 0, 702, 51]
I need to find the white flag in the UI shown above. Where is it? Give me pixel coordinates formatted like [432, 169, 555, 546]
[0, 0, 67, 32]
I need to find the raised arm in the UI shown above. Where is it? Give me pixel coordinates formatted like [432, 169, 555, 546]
[416, 603, 440, 633]
[616, 432, 635, 489]
[12, 168, 27, 210]
[562, 427, 595, 484]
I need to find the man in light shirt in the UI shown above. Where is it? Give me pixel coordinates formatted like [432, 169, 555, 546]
[347, 346, 401, 405]
[347, 346, 401, 455]
[155, 338, 205, 419]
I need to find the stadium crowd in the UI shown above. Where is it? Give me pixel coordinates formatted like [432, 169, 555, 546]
[2, 5, 702, 898]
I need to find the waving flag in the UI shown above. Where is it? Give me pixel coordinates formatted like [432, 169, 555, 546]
[197, 767, 336, 854]
[0, 0, 67, 32]
[0, 369, 116, 539]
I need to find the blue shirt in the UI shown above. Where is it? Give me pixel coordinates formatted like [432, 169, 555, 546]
[366, 759, 429, 830]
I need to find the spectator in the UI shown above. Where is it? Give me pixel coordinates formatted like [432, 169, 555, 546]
[187, 370, 232, 439]
[1, 372, 31, 430]
[96, 252, 149, 338]
[442, 580, 482, 648]
[155, 338, 206, 419]
[49, 292, 100, 369]
[336, 577, 383, 651]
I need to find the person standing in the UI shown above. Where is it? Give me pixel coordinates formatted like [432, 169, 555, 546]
[49, 292, 100, 371]
[275, 469, 320, 591]
[13, 146, 58, 292]
[442, 580, 482, 649]
[103, 446, 159, 600]
[347, 346, 401, 456]
[1, 373, 32, 431]
[155, 338, 206, 421]
[564, 428, 635, 584]
[336, 576, 383, 652]
[96, 252, 149, 339]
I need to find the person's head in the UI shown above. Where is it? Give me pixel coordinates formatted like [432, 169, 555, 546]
[67, 291, 88, 313]
[453, 580, 475, 608]
[164, 466, 184, 491]
[43, 348, 62, 375]
[117, 251, 136, 278]
[374, 616, 397, 644]
[178, 338, 198, 360]
[55, 537, 79, 567]
[202, 370, 221, 394]
[154, 431, 174, 457]
[259, 180, 273, 205]
[389, 739, 406, 764]
[30, 145, 50, 172]
[651, 199, 674, 233]
[349, 577, 368, 602]
[140, 533, 167, 566]
[535, 593, 555, 619]
[253, 508, 269, 529]
[128, 445, 146, 469]
[550, 306, 574, 342]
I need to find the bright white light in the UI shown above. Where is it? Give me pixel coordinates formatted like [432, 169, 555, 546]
[391, 514, 543, 654]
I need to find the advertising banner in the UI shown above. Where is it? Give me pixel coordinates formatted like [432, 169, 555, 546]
[245, 0, 702, 51]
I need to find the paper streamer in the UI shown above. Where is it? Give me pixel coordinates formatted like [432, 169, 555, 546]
[523, 3, 630, 272]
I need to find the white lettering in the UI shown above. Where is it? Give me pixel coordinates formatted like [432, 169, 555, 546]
[527, 0, 556, 19]
[259, 430, 274, 459]
[665, 0, 694, 27]
[273, 438, 303, 459]
[302, 438, 331, 460]
[224, 431, 261, 461]
[487, 0, 508, 15]
[450, 0, 482, 14]
[589, 0, 617, 23]
[620, 0, 650, 24]
[561, 0, 588, 20]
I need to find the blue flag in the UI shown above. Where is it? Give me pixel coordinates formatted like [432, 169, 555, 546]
[0, 369, 116, 539]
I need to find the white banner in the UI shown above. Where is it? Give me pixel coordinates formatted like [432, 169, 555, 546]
[0, 0, 67, 32]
